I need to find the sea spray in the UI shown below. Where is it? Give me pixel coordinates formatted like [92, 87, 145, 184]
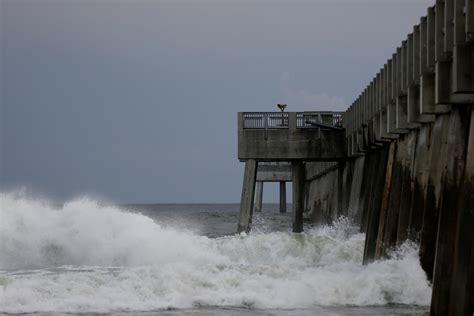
[0, 193, 432, 313]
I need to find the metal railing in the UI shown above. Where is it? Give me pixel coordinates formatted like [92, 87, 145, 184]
[242, 112, 344, 129]
[242, 112, 289, 129]
[296, 112, 343, 129]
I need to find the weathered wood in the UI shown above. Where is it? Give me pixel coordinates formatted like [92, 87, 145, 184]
[431, 107, 471, 316]
[382, 142, 402, 256]
[419, 114, 450, 281]
[279, 181, 286, 213]
[254, 181, 263, 212]
[238, 159, 258, 233]
[341, 160, 354, 215]
[375, 142, 396, 259]
[401, 41, 408, 93]
[448, 105, 474, 316]
[408, 127, 431, 241]
[396, 133, 417, 245]
[292, 161, 305, 233]
[363, 145, 390, 264]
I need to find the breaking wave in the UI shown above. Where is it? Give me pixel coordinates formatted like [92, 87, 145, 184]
[0, 192, 431, 313]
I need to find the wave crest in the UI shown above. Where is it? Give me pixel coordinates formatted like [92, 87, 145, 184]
[0, 193, 431, 312]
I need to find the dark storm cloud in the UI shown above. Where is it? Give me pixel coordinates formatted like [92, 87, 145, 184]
[1, 0, 433, 202]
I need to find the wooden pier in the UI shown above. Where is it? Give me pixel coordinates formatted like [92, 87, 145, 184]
[236, 1, 474, 314]
[237, 111, 345, 233]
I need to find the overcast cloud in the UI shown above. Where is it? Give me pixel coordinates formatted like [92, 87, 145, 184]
[1, 0, 433, 203]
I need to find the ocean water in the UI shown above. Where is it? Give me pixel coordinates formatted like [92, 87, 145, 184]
[0, 192, 431, 315]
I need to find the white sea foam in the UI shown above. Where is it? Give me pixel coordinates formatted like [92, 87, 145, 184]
[0, 192, 432, 313]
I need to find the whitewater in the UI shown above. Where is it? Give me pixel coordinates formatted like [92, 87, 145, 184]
[0, 192, 431, 314]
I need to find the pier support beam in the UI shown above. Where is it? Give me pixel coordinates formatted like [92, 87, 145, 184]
[292, 161, 305, 233]
[237, 159, 258, 233]
[396, 133, 416, 244]
[279, 181, 286, 213]
[431, 107, 471, 316]
[254, 181, 263, 212]
[419, 114, 450, 280]
[359, 152, 376, 230]
[382, 142, 402, 256]
[363, 144, 392, 264]
[448, 106, 474, 316]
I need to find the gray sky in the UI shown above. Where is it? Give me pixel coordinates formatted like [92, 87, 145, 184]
[1, 0, 433, 203]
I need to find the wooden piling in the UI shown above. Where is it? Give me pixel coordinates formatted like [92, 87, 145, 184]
[237, 159, 258, 233]
[359, 152, 376, 231]
[375, 142, 396, 259]
[279, 181, 286, 213]
[448, 106, 474, 315]
[292, 161, 305, 233]
[363, 144, 390, 264]
[254, 181, 263, 212]
[431, 107, 471, 316]
[396, 133, 417, 245]
[419, 114, 450, 281]
[382, 143, 403, 255]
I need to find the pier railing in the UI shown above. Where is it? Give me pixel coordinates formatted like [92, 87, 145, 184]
[296, 112, 343, 129]
[341, 1, 474, 156]
[238, 111, 346, 161]
[242, 112, 289, 129]
[242, 112, 343, 129]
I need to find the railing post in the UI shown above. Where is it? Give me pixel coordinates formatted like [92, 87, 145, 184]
[288, 112, 297, 130]
[264, 113, 268, 140]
